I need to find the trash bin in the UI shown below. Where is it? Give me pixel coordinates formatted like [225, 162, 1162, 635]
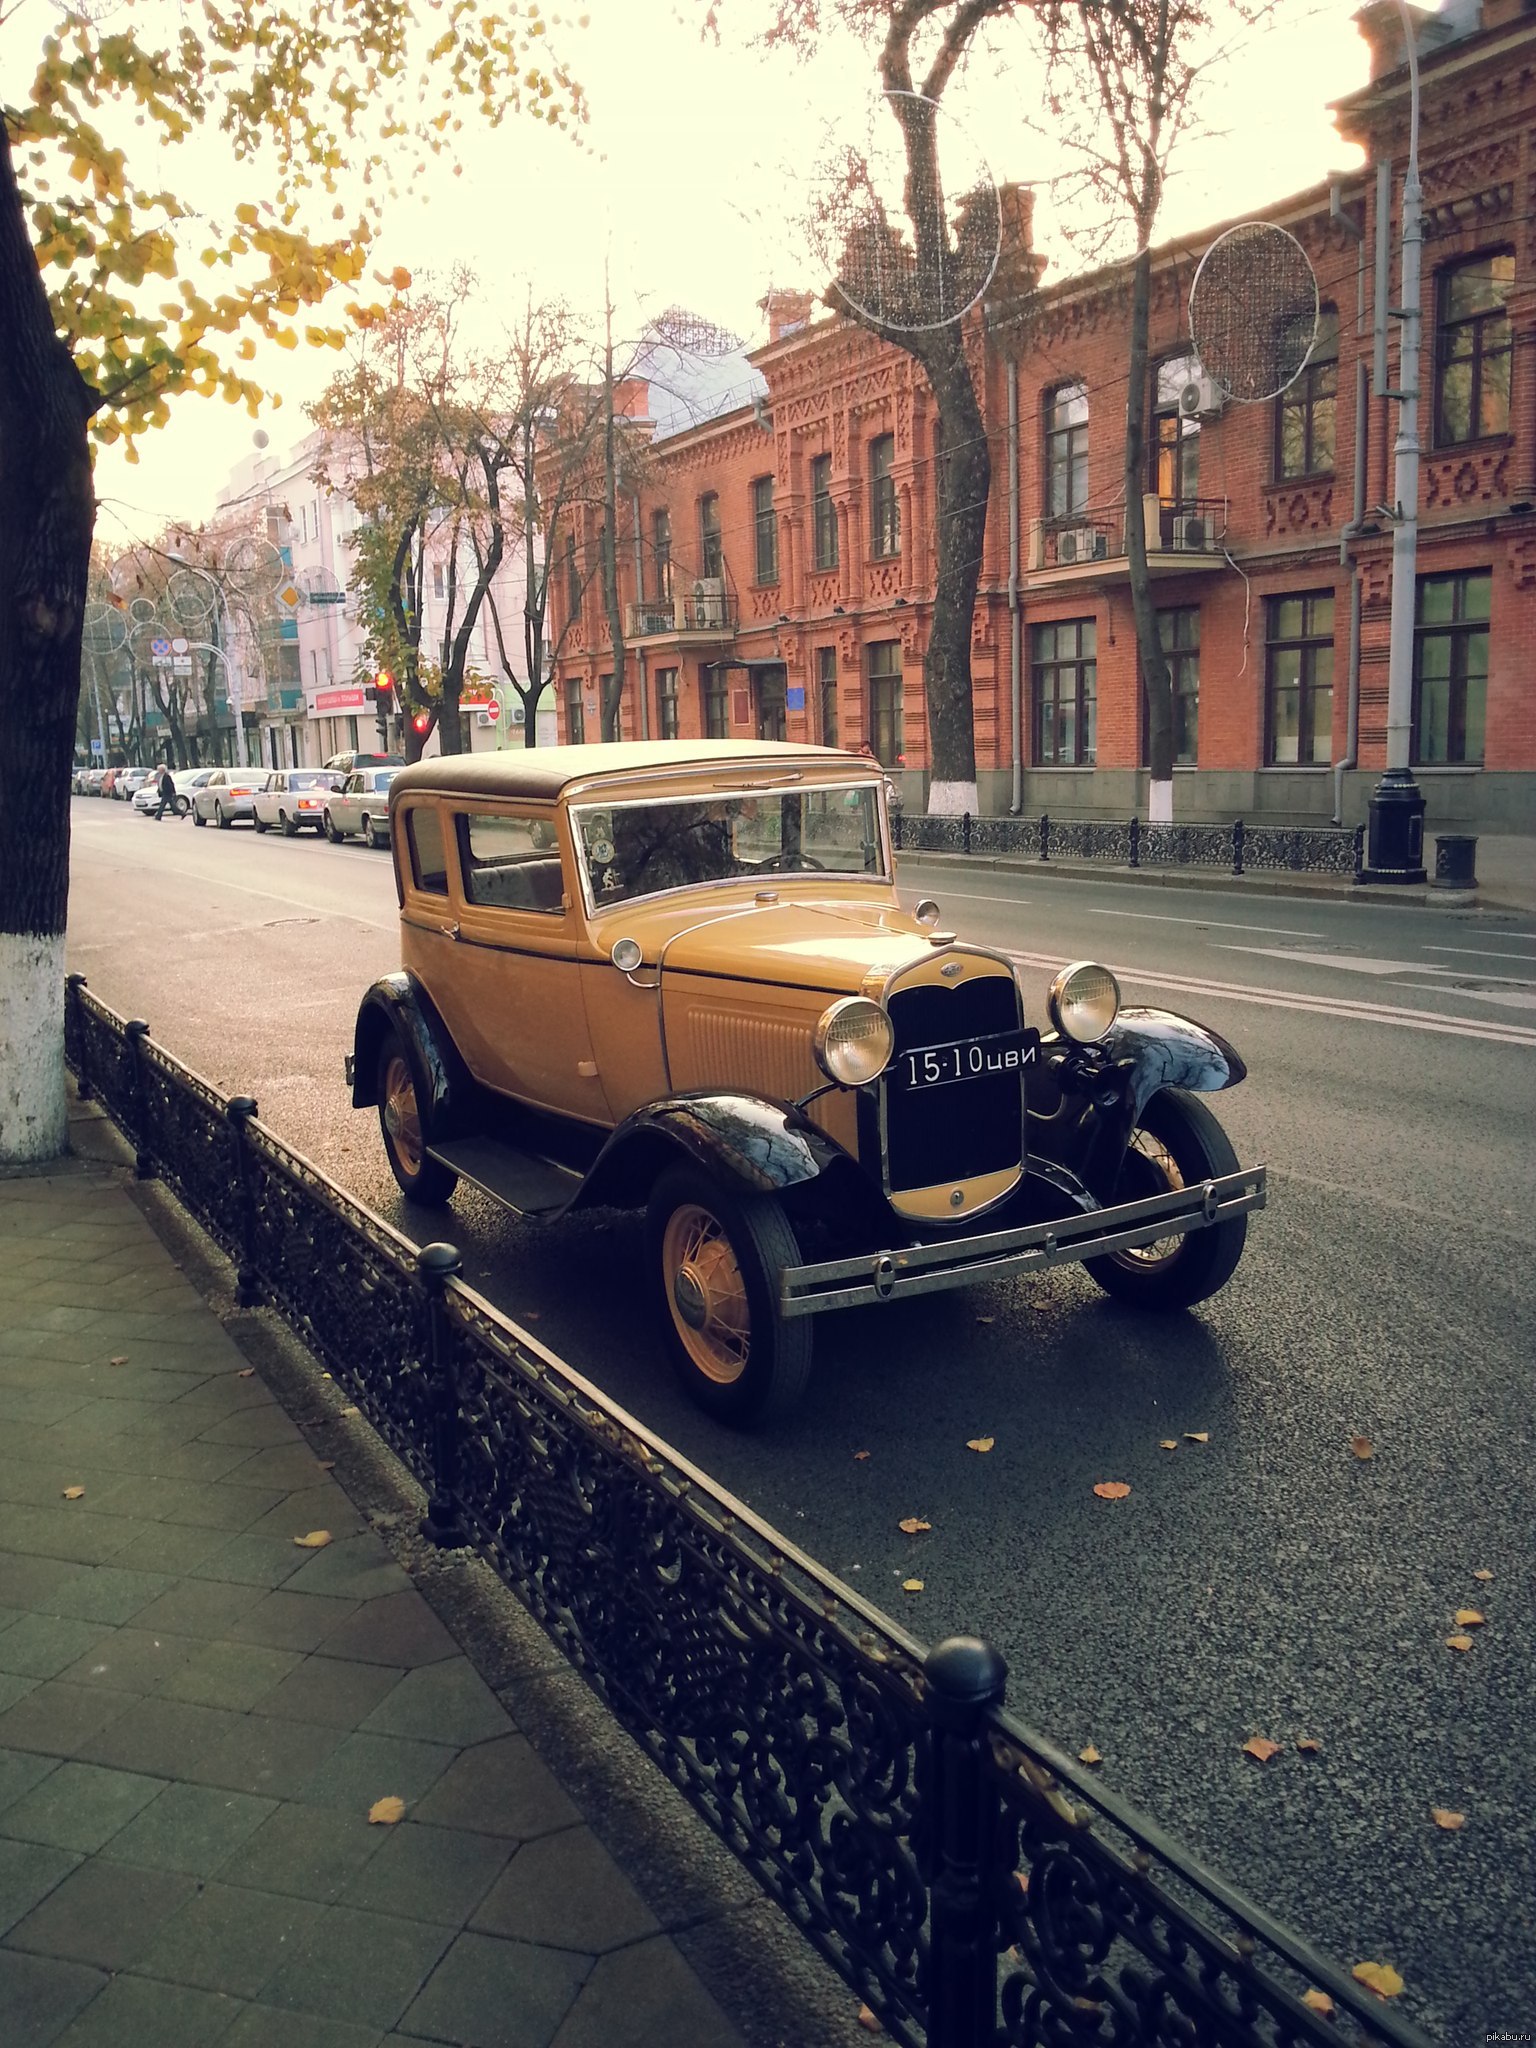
[1432, 834, 1478, 889]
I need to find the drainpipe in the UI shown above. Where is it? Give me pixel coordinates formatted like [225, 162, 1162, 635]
[1007, 359, 1023, 814]
[631, 493, 649, 738]
[1334, 189, 1370, 826]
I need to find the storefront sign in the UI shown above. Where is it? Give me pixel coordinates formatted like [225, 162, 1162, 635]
[313, 686, 367, 712]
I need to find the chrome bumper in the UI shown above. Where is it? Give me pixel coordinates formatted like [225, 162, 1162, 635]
[778, 1165, 1266, 1318]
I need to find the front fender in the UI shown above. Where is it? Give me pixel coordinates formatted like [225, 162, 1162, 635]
[1103, 1007, 1247, 1121]
[349, 973, 467, 1129]
[575, 1093, 846, 1212]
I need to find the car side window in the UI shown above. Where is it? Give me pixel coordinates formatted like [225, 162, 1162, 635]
[405, 807, 449, 895]
[457, 811, 565, 914]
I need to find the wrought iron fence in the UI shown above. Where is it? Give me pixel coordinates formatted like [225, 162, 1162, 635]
[894, 810, 1365, 879]
[63, 975, 1426, 2048]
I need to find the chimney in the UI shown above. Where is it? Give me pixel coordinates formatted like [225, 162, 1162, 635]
[759, 288, 815, 344]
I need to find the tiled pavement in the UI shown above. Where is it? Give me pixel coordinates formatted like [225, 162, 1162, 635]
[0, 1153, 749, 2048]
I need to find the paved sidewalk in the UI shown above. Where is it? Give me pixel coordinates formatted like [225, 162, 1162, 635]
[0, 1134, 751, 2046]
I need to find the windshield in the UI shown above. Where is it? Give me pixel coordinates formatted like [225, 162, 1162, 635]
[289, 770, 339, 790]
[573, 783, 887, 910]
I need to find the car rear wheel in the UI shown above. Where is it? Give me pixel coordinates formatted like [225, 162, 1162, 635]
[281, 812, 299, 837]
[253, 813, 268, 834]
[362, 812, 386, 849]
[1084, 1088, 1247, 1310]
[215, 801, 231, 828]
[646, 1166, 811, 1426]
[376, 1031, 458, 1206]
[193, 807, 206, 827]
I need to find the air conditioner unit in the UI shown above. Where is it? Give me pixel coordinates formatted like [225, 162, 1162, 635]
[1178, 375, 1222, 419]
[692, 576, 726, 627]
[475, 710, 495, 728]
[1056, 526, 1104, 566]
[1170, 512, 1209, 551]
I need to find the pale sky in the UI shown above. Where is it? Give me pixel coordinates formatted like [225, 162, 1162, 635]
[80, 0, 1372, 550]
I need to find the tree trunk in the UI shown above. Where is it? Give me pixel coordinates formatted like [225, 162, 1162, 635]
[917, 326, 986, 812]
[1124, 243, 1174, 824]
[0, 123, 98, 1161]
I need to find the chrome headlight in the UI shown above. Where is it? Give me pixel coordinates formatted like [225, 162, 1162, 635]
[813, 997, 894, 1087]
[1047, 961, 1121, 1044]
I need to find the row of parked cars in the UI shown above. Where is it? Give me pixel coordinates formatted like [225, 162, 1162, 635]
[73, 755, 404, 845]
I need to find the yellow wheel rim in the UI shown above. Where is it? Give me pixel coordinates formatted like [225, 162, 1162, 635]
[382, 1054, 423, 1177]
[662, 1203, 751, 1386]
[1115, 1130, 1186, 1269]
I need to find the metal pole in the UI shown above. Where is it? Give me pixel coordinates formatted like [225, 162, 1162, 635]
[1364, 0, 1426, 882]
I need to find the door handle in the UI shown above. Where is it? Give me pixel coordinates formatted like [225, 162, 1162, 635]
[438, 922, 461, 941]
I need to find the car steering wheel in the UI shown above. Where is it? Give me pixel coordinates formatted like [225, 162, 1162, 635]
[754, 851, 826, 872]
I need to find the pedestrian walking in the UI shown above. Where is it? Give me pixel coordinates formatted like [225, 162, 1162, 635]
[153, 763, 180, 820]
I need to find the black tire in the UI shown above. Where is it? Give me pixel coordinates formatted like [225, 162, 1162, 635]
[280, 811, 299, 838]
[646, 1164, 812, 1426]
[376, 1029, 458, 1205]
[175, 797, 190, 818]
[324, 812, 342, 843]
[254, 813, 268, 834]
[215, 801, 230, 829]
[1084, 1089, 1248, 1310]
[362, 812, 387, 849]
[193, 807, 206, 827]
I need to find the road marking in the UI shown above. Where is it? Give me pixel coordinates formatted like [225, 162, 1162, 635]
[1006, 949, 1536, 1047]
[1389, 982, 1536, 1010]
[1083, 908, 1323, 938]
[1218, 946, 1441, 977]
[900, 889, 1033, 910]
[1423, 943, 1536, 962]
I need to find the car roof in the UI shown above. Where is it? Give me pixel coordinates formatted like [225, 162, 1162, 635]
[390, 740, 856, 806]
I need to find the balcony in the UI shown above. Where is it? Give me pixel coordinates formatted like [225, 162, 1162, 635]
[1027, 496, 1229, 588]
[625, 585, 738, 642]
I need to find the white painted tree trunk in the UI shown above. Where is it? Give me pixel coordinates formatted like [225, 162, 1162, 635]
[927, 780, 979, 818]
[0, 934, 67, 1162]
[1148, 777, 1173, 825]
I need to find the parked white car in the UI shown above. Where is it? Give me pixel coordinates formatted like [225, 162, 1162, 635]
[133, 768, 213, 816]
[323, 767, 400, 847]
[253, 768, 343, 836]
[115, 768, 152, 801]
[191, 767, 268, 828]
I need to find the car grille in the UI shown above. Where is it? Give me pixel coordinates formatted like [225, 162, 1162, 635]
[882, 972, 1024, 1195]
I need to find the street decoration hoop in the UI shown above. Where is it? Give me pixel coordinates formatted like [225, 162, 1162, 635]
[1188, 221, 1320, 402]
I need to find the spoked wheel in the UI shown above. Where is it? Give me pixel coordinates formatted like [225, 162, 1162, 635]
[646, 1165, 811, 1426]
[1084, 1088, 1248, 1310]
[376, 1030, 458, 1205]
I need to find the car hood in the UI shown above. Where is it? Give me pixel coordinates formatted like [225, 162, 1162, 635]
[632, 894, 944, 996]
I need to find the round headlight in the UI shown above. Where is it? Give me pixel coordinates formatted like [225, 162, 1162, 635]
[1047, 961, 1121, 1044]
[813, 997, 894, 1087]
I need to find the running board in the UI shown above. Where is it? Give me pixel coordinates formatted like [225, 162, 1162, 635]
[426, 1136, 583, 1220]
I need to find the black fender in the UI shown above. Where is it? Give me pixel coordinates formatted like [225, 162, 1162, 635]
[349, 973, 470, 1133]
[1103, 1007, 1246, 1121]
[572, 1093, 848, 1213]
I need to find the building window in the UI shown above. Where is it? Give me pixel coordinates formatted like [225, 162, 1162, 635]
[699, 494, 723, 581]
[816, 645, 838, 748]
[869, 435, 899, 558]
[652, 509, 672, 603]
[868, 640, 903, 765]
[1434, 252, 1513, 447]
[656, 666, 679, 741]
[564, 678, 585, 746]
[752, 476, 778, 584]
[703, 663, 729, 738]
[1143, 607, 1200, 767]
[1276, 307, 1338, 479]
[432, 561, 445, 599]
[1044, 380, 1089, 519]
[564, 535, 580, 622]
[811, 454, 837, 571]
[1152, 353, 1201, 508]
[1265, 592, 1334, 766]
[1032, 619, 1096, 766]
[1414, 571, 1489, 765]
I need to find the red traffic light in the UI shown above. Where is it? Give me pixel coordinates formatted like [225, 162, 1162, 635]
[375, 671, 393, 695]
[411, 710, 431, 733]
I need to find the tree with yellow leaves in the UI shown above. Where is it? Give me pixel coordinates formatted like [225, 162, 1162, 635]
[0, 2, 584, 1161]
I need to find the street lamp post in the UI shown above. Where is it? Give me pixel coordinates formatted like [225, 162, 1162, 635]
[168, 556, 248, 768]
[1364, 0, 1427, 882]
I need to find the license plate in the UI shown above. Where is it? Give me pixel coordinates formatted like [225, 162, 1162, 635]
[890, 1027, 1040, 1093]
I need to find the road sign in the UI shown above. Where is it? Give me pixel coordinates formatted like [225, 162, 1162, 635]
[170, 636, 189, 655]
[150, 636, 170, 659]
[308, 591, 346, 606]
[90, 738, 104, 756]
[277, 584, 301, 611]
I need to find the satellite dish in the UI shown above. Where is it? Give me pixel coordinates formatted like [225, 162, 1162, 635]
[806, 91, 1001, 336]
[1188, 221, 1320, 403]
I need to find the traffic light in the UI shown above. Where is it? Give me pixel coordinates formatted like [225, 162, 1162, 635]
[373, 671, 393, 716]
[411, 710, 431, 734]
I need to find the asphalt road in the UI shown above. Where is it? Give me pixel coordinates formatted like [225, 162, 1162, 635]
[65, 798, 1536, 2042]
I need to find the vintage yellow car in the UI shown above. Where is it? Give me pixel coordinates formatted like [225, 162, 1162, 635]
[348, 741, 1265, 1423]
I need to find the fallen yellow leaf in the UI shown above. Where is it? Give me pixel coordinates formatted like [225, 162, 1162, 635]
[1445, 1634, 1475, 1652]
[975, 1315, 995, 1325]
[1472, 1568, 1493, 1582]
[339, 1405, 360, 1417]
[1453, 1609, 1485, 1628]
[857, 2004, 881, 2035]
[1158, 1439, 1178, 1450]
[853, 1450, 871, 1462]
[902, 1578, 924, 1593]
[108, 1354, 128, 1368]
[368, 1796, 406, 1825]
[897, 1517, 932, 1535]
[1429, 1807, 1465, 1831]
[1296, 1736, 1322, 1754]
[1349, 1435, 1374, 1460]
[1300, 1989, 1334, 2017]
[1242, 1736, 1281, 1763]
[966, 1437, 995, 1454]
[1351, 1961, 1404, 2000]
[237, 1368, 255, 1379]
[1092, 1481, 1131, 1500]
[1077, 1743, 1102, 1766]
[61, 1486, 85, 1500]
[1183, 1431, 1210, 1444]
[293, 1530, 333, 1549]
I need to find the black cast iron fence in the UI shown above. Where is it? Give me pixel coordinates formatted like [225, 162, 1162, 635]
[64, 975, 1427, 2048]
[894, 811, 1365, 880]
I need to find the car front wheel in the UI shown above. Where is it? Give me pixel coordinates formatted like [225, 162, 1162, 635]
[362, 812, 388, 849]
[376, 1031, 458, 1205]
[1084, 1088, 1248, 1310]
[193, 807, 206, 827]
[646, 1165, 812, 1426]
[253, 813, 268, 834]
[324, 813, 342, 843]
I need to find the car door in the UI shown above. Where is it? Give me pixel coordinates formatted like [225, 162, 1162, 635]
[197, 771, 224, 820]
[334, 774, 362, 834]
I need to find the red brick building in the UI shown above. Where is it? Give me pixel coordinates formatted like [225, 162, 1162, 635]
[550, 0, 1535, 832]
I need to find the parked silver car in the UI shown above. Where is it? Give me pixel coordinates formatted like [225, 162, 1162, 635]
[323, 767, 400, 847]
[253, 768, 343, 836]
[191, 767, 268, 828]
